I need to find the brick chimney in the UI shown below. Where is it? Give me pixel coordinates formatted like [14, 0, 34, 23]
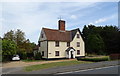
[58, 20, 65, 31]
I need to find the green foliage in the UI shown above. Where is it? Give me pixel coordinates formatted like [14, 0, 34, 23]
[2, 39, 17, 61]
[34, 52, 42, 60]
[77, 56, 110, 62]
[87, 34, 105, 55]
[82, 25, 119, 55]
[3, 29, 36, 61]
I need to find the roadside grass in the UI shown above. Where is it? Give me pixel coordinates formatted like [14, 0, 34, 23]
[24, 60, 93, 71]
[77, 56, 110, 62]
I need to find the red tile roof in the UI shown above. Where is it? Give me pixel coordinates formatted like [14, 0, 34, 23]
[41, 28, 84, 42]
[43, 28, 72, 42]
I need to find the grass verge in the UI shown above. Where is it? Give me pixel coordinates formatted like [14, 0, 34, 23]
[24, 60, 93, 71]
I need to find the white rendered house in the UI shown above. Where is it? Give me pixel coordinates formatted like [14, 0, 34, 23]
[38, 20, 85, 59]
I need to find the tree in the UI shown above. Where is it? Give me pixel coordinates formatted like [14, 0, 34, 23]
[86, 34, 105, 55]
[82, 25, 119, 55]
[2, 39, 17, 61]
[4, 30, 15, 42]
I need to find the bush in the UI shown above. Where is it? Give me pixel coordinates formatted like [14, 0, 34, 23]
[109, 54, 120, 60]
[77, 56, 109, 62]
[34, 52, 42, 60]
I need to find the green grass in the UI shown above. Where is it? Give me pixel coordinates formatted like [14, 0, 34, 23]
[77, 56, 110, 62]
[24, 60, 93, 71]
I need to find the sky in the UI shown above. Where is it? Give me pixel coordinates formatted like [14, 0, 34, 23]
[0, 1, 118, 44]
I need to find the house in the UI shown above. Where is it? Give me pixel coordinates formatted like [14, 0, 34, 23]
[38, 20, 85, 59]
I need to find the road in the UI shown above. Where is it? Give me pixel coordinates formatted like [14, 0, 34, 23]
[57, 65, 119, 74]
[2, 60, 119, 74]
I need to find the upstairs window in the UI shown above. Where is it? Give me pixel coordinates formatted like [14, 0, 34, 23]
[41, 34, 43, 38]
[77, 34, 80, 38]
[55, 41, 59, 47]
[77, 50, 80, 55]
[55, 51, 59, 56]
[67, 42, 70, 47]
[77, 42, 80, 47]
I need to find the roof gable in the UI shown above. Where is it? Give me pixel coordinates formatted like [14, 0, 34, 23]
[40, 28, 84, 42]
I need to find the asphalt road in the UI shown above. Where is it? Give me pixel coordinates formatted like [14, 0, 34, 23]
[2, 60, 119, 74]
[57, 65, 119, 74]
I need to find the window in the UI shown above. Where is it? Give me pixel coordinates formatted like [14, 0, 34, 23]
[77, 34, 80, 38]
[42, 51, 44, 56]
[55, 41, 59, 47]
[77, 50, 80, 55]
[55, 51, 59, 56]
[77, 42, 80, 47]
[38, 41, 41, 47]
[67, 42, 70, 47]
[41, 34, 43, 38]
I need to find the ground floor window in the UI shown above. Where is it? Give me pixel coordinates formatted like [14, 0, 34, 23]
[42, 51, 44, 56]
[77, 50, 80, 55]
[55, 51, 59, 56]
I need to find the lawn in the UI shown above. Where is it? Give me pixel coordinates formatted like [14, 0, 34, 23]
[24, 60, 93, 71]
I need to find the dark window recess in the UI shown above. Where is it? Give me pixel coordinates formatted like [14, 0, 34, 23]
[77, 42, 80, 47]
[41, 34, 43, 38]
[67, 42, 70, 47]
[55, 41, 59, 47]
[77, 50, 80, 55]
[42, 51, 44, 56]
[77, 34, 80, 38]
[55, 51, 59, 56]
[38, 41, 41, 47]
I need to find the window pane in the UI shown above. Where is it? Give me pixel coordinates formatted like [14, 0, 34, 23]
[77, 42, 80, 47]
[55, 41, 59, 47]
[67, 42, 70, 47]
[77, 50, 80, 55]
[42, 51, 44, 56]
[55, 51, 59, 56]
[77, 34, 80, 38]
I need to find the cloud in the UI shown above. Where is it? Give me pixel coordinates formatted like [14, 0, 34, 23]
[70, 15, 77, 19]
[89, 13, 117, 25]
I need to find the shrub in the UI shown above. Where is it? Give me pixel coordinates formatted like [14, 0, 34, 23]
[34, 52, 42, 60]
[77, 56, 109, 62]
[109, 54, 120, 60]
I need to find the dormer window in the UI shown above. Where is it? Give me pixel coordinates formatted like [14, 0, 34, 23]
[41, 34, 43, 38]
[77, 34, 80, 38]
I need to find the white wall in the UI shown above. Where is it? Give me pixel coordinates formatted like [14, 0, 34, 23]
[40, 41, 48, 58]
[71, 31, 85, 57]
[48, 41, 68, 58]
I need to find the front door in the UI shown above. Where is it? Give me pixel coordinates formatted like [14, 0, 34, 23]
[71, 51, 73, 59]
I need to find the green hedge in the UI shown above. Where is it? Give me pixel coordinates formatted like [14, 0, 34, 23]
[77, 56, 109, 62]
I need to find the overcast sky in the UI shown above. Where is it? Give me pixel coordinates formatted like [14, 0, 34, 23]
[0, 1, 118, 44]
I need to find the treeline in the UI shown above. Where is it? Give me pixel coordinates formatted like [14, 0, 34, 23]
[1, 29, 36, 61]
[82, 25, 120, 55]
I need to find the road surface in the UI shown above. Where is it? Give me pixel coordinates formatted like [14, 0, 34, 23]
[57, 65, 119, 74]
